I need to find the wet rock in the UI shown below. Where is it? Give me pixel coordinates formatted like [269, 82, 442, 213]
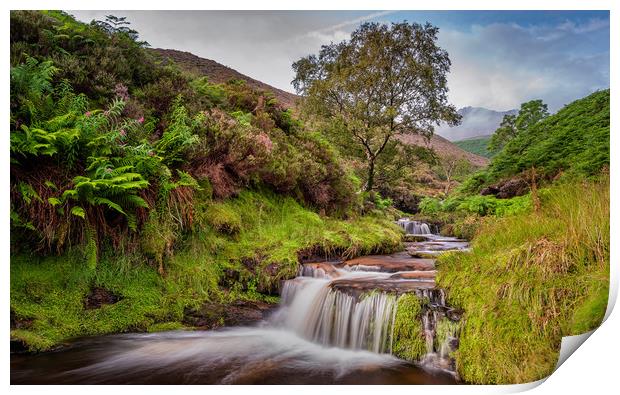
[480, 185, 499, 196]
[297, 247, 342, 263]
[183, 300, 276, 328]
[302, 262, 341, 278]
[390, 270, 437, 280]
[403, 234, 432, 242]
[218, 268, 241, 289]
[84, 287, 121, 310]
[446, 308, 464, 322]
[407, 250, 438, 259]
[344, 253, 435, 272]
[330, 278, 436, 296]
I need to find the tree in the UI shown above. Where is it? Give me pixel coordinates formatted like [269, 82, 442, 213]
[292, 22, 460, 191]
[435, 155, 474, 195]
[488, 99, 549, 151]
[93, 15, 149, 46]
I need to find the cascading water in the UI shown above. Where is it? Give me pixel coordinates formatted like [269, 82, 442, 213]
[273, 259, 461, 373]
[397, 218, 432, 235]
[274, 272, 400, 353]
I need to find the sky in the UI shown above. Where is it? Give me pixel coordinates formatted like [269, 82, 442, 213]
[69, 10, 610, 112]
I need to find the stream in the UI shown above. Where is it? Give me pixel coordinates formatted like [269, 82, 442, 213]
[11, 220, 468, 385]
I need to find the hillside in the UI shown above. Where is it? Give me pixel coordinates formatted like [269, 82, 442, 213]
[153, 47, 488, 170]
[10, 10, 404, 352]
[152, 48, 299, 109]
[398, 133, 489, 167]
[453, 135, 497, 158]
[486, 89, 610, 183]
[436, 106, 516, 141]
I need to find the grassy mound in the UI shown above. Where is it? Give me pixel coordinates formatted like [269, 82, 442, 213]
[436, 176, 609, 383]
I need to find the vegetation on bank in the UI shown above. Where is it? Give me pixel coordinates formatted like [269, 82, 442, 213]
[465, 89, 610, 193]
[11, 190, 403, 351]
[417, 88, 610, 383]
[436, 176, 609, 383]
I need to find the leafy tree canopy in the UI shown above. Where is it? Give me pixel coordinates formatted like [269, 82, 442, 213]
[292, 21, 460, 191]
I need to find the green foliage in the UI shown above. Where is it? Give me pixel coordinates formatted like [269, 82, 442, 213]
[204, 203, 243, 235]
[419, 193, 532, 217]
[11, 191, 403, 351]
[460, 90, 609, 195]
[155, 97, 200, 165]
[488, 99, 548, 152]
[436, 176, 609, 383]
[190, 76, 226, 106]
[10, 55, 59, 125]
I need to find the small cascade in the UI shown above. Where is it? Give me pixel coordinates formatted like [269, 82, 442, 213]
[273, 230, 469, 376]
[276, 279, 399, 353]
[397, 218, 432, 235]
[276, 267, 460, 373]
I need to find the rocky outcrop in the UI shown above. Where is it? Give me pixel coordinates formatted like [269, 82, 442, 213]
[480, 177, 529, 199]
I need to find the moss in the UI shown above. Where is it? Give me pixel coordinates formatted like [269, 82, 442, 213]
[392, 294, 427, 361]
[436, 176, 609, 384]
[204, 203, 242, 235]
[435, 318, 460, 356]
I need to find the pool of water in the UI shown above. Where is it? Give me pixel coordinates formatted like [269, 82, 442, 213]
[11, 328, 457, 384]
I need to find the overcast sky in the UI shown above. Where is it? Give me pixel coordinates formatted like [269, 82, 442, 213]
[69, 10, 610, 112]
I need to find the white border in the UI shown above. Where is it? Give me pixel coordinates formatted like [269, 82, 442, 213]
[2, 1, 617, 394]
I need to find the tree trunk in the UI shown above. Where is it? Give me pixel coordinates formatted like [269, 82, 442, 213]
[366, 159, 375, 192]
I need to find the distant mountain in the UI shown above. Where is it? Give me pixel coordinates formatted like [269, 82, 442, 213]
[436, 106, 517, 141]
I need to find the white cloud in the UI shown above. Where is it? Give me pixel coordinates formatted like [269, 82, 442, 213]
[439, 20, 609, 111]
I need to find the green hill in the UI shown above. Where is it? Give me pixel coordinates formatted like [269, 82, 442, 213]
[453, 135, 497, 159]
[488, 89, 610, 182]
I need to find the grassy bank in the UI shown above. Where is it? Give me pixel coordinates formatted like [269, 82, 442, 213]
[436, 176, 609, 383]
[11, 190, 403, 352]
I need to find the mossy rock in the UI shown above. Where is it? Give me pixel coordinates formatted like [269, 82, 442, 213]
[392, 293, 427, 361]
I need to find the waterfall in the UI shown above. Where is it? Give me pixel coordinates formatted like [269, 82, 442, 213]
[277, 279, 399, 354]
[397, 219, 432, 235]
[276, 272, 455, 363]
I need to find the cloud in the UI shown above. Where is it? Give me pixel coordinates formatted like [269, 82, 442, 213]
[439, 19, 609, 111]
[298, 10, 397, 42]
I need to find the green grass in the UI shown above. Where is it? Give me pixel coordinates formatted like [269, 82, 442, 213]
[453, 136, 498, 159]
[436, 176, 609, 384]
[11, 190, 403, 351]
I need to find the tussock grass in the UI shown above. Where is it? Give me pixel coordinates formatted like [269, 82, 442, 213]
[436, 176, 609, 383]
